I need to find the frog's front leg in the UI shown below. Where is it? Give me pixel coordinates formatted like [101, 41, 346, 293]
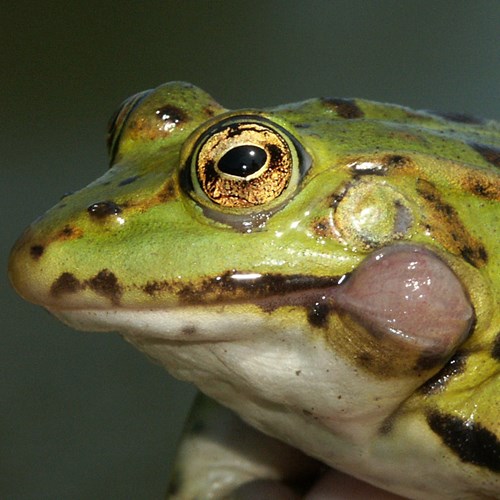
[167, 393, 321, 499]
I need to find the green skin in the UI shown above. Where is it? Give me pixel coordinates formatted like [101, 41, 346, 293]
[9, 82, 500, 499]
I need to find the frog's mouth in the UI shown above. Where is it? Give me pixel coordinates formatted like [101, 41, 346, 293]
[48, 244, 473, 361]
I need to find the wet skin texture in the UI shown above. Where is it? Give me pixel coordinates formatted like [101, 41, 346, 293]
[9, 82, 500, 499]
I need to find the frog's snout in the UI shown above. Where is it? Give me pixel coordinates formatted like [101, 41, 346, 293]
[333, 244, 474, 358]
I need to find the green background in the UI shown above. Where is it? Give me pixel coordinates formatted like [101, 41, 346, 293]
[2, 1, 499, 498]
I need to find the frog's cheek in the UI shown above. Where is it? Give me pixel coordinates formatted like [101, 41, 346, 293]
[332, 244, 474, 359]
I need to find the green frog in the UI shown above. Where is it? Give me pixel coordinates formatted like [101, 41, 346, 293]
[8, 82, 500, 499]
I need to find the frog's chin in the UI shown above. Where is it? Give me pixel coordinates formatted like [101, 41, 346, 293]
[47, 305, 280, 342]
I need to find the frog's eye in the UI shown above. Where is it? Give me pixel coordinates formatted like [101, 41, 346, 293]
[189, 117, 304, 209]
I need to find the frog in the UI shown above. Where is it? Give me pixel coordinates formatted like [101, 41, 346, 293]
[8, 82, 500, 499]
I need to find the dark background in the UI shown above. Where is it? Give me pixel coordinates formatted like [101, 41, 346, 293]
[2, 1, 499, 498]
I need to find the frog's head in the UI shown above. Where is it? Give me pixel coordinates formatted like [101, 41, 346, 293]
[9, 82, 498, 458]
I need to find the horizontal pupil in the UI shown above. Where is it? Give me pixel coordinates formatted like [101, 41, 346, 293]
[217, 145, 267, 177]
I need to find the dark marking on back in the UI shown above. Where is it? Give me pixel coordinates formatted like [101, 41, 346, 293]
[51, 272, 81, 296]
[30, 245, 44, 260]
[416, 179, 488, 267]
[118, 175, 140, 187]
[465, 176, 500, 200]
[87, 269, 122, 304]
[469, 143, 500, 169]
[321, 98, 364, 119]
[492, 333, 500, 360]
[461, 245, 488, 267]
[419, 351, 468, 394]
[87, 201, 122, 219]
[427, 411, 500, 472]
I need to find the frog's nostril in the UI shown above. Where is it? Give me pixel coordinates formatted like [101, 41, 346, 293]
[332, 244, 474, 358]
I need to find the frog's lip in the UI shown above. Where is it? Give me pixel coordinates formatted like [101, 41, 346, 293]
[46, 244, 475, 358]
[43, 280, 345, 341]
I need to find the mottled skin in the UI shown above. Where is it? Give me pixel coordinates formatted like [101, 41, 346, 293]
[8, 82, 500, 499]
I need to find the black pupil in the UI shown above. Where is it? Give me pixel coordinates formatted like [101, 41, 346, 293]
[217, 145, 267, 178]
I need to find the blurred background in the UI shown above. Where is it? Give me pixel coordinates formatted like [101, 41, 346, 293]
[2, 1, 499, 498]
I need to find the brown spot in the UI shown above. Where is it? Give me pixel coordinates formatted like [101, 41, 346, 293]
[385, 154, 411, 168]
[416, 179, 488, 267]
[379, 416, 394, 435]
[427, 411, 500, 472]
[87, 201, 122, 219]
[307, 301, 331, 328]
[469, 143, 500, 169]
[155, 104, 187, 126]
[86, 269, 122, 304]
[295, 370, 301, 376]
[61, 226, 73, 237]
[181, 325, 197, 336]
[203, 106, 216, 118]
[311, 217, 335, 239]
[143, 280, 170, 295]
[492, 333, 500, 360]
[321, 97, 364, 119]
[157, 179, 177, 203]
[419, 351, 469, 394]
[57, 225, 83, 241]
[462, 174, 500, 200]
[51, 272, 81, 296]
[30, 245, 44, 259]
